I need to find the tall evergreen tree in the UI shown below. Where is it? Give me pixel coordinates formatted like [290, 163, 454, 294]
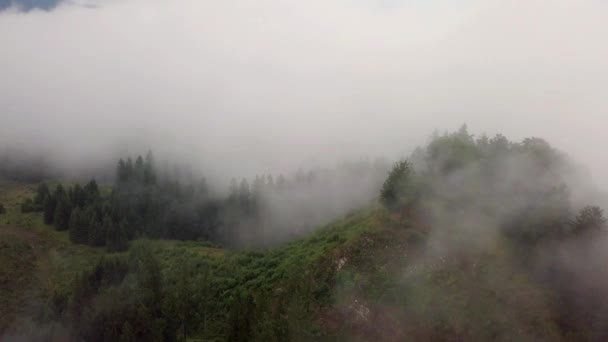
[69, 207, 90, 244]
[125, 158, 134, 182]
[88, 214, 105, 247]
[34, 183, 50, 206]
[54, 195, 72, 231]
[228, 178, 239, 203]
[134, 155, 145, 183]
[107, 218, 129, 252]
[239, 179, 251, 214]
[84, 179, 100, 204]
[143, 152, 157, 185]
[117, 159, 128, 183]
[380, 161, 416, 210]
[71, 184, 86, 209]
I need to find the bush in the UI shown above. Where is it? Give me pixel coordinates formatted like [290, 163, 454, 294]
[0, 203, 5, 215]
[20, 198, 42, 213]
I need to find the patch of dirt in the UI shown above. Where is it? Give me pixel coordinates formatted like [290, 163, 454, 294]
[0, 224, 52, 335]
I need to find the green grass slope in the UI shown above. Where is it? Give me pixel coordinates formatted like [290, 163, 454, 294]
[1, 181, 564, 341]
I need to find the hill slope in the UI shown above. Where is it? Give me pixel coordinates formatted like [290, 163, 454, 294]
[1, 181, 565, 341]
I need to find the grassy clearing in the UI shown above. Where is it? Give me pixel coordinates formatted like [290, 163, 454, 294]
[0, 233, 36, 332]
[0, 181, 104, 333]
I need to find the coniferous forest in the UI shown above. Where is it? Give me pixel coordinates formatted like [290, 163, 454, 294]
[1, 1, 607, 340]
[2, 127, 608, 341]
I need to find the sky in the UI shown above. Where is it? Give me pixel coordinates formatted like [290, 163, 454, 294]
[0, 0, 607, 184]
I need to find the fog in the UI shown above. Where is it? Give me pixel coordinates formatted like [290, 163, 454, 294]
[0, 0, 606, 185]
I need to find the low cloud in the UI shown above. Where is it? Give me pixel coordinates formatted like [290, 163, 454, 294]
[0, 0, 606, 184]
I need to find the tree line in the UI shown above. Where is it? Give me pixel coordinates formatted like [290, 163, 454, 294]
[381, 125, 607, 242]
[22, 151, 387, 249]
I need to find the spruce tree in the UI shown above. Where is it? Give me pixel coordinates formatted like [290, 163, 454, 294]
[43, 194, 57, 224]
[143, 151, 157, 185]
[54, 195, 72, 231]
[134, 155, 145, 183]
[107, 218, 129, 252]
[380, 160, 415, 210]
[117, 159, 128, 183]
[34, 183, 50, 206]
[239, 178, 251, 212]
[84, 179, 100, 204]
[69, 208, 89, 244]
[88, 215, 105, 247]
[125, 158, 134, 181]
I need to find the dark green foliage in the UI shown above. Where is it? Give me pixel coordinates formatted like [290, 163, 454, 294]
[68, 243, 170, 342]
[36, 179, 107, 237]
[239, 178, 251, 211]
[106, 219, 128, 252]
[88, 215, 106, 247]
[144, 151, 157, 185]
[43, 192, 57, 224]
[53, 194, 72, 231]
[34, 183, 50, 206]
[427, 124, 479, 175]
[502, 185, 572, 243]
[119, 322, 136, 342]
[20, 182, 51, 213]
[20, 198, 39, 213]
[117, 159, 128, 183]
[0, 203, 5, 215]
[389, 126, 589, 245]
[69, 207, 90, 244]
[125, 158, 134, 181]
[570, 205, 606, 235]
[228, 291, 255, 342]
[134, 155, 145, 183]
[380, 160, 417, 210]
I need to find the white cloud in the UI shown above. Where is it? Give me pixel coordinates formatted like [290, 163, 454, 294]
[0, 0, 606, 183]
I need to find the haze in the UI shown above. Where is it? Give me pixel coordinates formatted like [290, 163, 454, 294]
[1, 0, 607, 184]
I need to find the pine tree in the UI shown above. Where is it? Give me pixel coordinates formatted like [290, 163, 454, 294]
[228, 178, 239, 203]
[238, 178, 252, 217]
[134, 155, 145, 183]
[84, 179, 100, 204]
[143, 151, 157, 185]
[54, 195, 72, 231]
[43, 193, 57, 224]
[125, 158, 134, 181]
[239, 179, 251, 207]
[34, 183, 50, 206]
[71, 184, 86, 209]
[88, 215, 105, 247]
[380, 161, 415, 210]
[117, 159, 128, 183]
[69, 208, 89, 244]
[107, 219, 129, 252]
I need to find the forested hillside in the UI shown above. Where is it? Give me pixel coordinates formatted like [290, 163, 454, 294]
[1, 127, 608, 341]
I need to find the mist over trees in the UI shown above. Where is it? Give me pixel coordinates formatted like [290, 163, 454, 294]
[24, 151, 388, 249]
[6, 126, 608, 341]
[376, 126, 608, 340]
[381, 125, 604, 243]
